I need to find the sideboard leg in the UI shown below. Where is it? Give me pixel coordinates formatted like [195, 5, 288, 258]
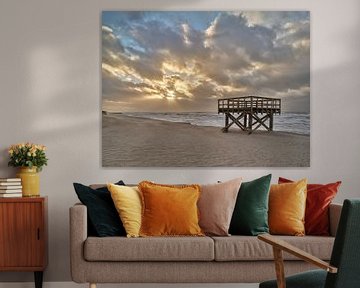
[90, 283, 97, 288]
[34, 271, 43, 288]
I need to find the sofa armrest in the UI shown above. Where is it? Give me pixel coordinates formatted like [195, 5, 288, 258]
[69, 203, 88, 283]
[329, 203, 342, 237]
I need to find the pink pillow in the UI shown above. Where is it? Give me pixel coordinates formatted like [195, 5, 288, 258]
[198, 178, 242, 236]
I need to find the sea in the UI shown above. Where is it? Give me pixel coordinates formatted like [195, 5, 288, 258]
[123, 112, 310, 136]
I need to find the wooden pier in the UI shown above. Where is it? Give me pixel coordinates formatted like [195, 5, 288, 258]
[218, 96, 281, 133]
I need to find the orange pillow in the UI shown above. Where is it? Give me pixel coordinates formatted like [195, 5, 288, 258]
[269, 179, 307, 236]
[138, 181, 204, 237]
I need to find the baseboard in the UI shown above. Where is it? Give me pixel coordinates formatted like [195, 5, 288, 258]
[0, 282, 259, 288]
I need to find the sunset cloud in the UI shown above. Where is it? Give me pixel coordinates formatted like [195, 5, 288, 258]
[102, 11, 310, 113]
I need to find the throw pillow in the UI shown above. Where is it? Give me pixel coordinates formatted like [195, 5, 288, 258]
[229, 174, 272, 236]
[73, 181, 126, 237]
[198, 178, 243, 236]
[107, 183, 142, 238]
[269, 179, 307, 236]
[279, 177, 341, 235]
[138, 181, 203, 237]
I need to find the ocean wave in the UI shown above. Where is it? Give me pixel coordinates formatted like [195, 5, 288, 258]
[123, 112, 310, 135]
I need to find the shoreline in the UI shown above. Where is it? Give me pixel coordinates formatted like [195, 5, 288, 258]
[102, 114, 310, 167]
[108, 112, 310, 137]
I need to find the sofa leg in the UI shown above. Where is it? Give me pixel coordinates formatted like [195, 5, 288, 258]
[89, 283, 96, 288]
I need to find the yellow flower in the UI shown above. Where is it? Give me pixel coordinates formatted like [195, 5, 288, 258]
[8, 149, 13, 155]
[27, 152, 32, 157]
[37, 145, 46, 151]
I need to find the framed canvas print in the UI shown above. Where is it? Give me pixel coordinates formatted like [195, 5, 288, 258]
[102, 11, 310, 167]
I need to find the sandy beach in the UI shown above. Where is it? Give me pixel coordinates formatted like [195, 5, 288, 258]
[102, 114, 310, 167]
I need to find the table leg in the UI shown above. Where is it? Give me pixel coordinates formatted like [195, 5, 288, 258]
[34, 271, 43, 288]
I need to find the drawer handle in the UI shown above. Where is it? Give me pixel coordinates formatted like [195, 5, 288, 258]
[37, 228, 40, 240]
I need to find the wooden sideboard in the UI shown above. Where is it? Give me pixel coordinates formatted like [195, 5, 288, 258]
[0, 197, 47, 288]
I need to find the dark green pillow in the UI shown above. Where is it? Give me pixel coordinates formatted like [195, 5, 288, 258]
[73, 181, 126, 237]
[229, 174, 272, 236]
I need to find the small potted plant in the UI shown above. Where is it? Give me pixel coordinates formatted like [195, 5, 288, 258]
[8, 143, 48, 197]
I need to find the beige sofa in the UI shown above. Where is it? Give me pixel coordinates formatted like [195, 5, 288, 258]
[70, 203, 342, 287]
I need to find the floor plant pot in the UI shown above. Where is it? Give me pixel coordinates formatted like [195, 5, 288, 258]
[16, 167, 40, 197]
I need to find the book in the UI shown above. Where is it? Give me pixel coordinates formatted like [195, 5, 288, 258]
[0, 178, 21, 182]
[0, 189, 22, 193]
[0, 193, 22, 198]
[0, 182, 22, 186]
[0, 186, 22, 190]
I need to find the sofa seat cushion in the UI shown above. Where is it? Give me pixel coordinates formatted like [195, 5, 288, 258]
[212, 236, 334, 261]
[84, 236, 214, 261]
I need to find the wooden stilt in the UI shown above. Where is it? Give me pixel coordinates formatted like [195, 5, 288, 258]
[222, 112, 245, 132]
[89, 283, 97, 288]
[252, 114, 270, 131]
[248, 113, 253, 132]
[222, 113, 229, 132]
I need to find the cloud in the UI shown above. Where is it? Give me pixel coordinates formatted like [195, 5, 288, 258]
[102, 11, 310, 113]
[102, 25, 125, 65]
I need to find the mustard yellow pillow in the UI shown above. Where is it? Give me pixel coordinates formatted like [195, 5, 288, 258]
[269, 179, 307, 236]
[107, 183, 142, 237]
[138, 181, 204, 237]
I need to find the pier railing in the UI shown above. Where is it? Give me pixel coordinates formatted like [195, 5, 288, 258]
[218, 96, 281, 114]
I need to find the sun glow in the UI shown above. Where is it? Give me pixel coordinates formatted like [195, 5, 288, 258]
[166, 90, 176, 100]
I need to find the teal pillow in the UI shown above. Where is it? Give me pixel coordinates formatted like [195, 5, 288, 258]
[229, 174, 272, 236]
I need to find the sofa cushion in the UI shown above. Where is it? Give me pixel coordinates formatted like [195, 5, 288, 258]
[269, 179, 307, 236]
[108, 184, 142, 238]
[229, 174, 271, 236]
[212, 236, 334, 261]
[73, 181, 126, 237]
[139, 181, 203, 237]
[279, 177, 341, 236]
[198, 178, 242, 236]
[84, 236, 214, 261]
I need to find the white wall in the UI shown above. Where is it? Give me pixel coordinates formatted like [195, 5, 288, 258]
[0, 0, 359, 283]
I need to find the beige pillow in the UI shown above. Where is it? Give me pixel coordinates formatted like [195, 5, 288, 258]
[198, 178, 242, 236]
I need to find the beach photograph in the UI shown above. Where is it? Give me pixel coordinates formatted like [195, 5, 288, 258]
[101, 11, 310, 167]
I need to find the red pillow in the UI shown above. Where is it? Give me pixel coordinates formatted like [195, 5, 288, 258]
[278, 177, 341, 236]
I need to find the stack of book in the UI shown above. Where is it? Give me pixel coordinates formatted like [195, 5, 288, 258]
[0, 178, 22, 197]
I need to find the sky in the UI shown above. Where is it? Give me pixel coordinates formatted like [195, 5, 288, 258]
[102, 11, 310, 113]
